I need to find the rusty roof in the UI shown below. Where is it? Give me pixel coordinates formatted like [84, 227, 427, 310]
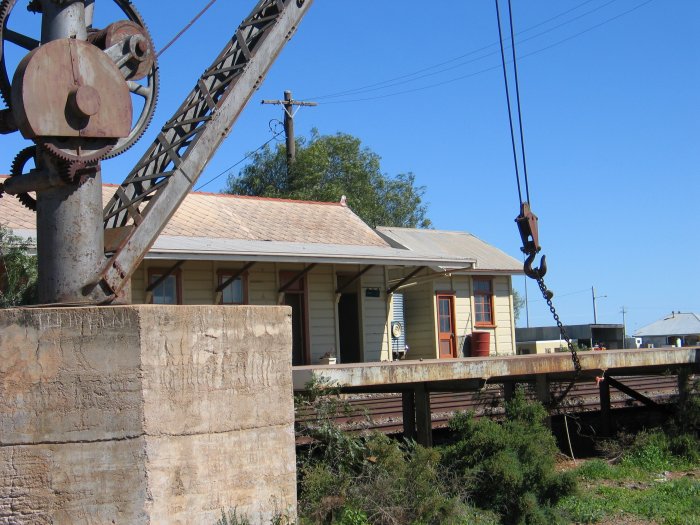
[162, 191, 388, 246]
[0, 177, 386, 247]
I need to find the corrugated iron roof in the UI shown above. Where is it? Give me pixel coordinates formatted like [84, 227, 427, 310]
[376, 226, 522, 273]
[163, 191, 388, 246]
[634, 312, 700, 337]
[0, 177, 386, 247]
[0, 178, 474, 267]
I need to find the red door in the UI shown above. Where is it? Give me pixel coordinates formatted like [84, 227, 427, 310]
[436, 294, 456, 358]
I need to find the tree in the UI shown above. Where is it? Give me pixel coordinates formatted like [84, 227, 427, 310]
[513, 288, 525, 323]
[0, 224, 38, 307]
[225, 130, 431, 228]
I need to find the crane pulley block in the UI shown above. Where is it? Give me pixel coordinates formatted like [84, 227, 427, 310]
[515, 201, 540, 256]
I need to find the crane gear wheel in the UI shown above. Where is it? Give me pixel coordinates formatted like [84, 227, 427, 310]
[39, 137, 115, 164]
[8, 145, 38, 211]
[99, 0, 159, 158]
[0, 0, 158, 158]
[59, 158, 99, 185]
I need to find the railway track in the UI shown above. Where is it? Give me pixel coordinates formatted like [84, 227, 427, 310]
[295, 374, 682, 439]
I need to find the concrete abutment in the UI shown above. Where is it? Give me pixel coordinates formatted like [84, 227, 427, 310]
[0, 305, 296, 524]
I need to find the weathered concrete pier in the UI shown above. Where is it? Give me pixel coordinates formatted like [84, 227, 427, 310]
[0, 305, 296, 524]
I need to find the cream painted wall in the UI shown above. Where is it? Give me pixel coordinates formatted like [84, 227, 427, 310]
[398, 273, 516, 359]
[360, 265, 390, 362]
[133, 260, 392, 364]
[131, 261, 515, 362]
[402, 282, 437, 360]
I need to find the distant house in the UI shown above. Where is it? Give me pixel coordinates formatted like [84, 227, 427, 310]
[516, 324, 625, 352]
[635, 312, 700, 348]
[0, 176, 523, 364]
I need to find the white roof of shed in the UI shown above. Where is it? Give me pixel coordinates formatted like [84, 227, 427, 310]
[376, 226, 522, 273]
[634, 312, 700, 337]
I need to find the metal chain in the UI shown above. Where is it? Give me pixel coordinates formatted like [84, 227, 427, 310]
[535, 276, 582, 374]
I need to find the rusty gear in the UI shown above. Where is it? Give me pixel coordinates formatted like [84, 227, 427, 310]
[103, 0, 158, 158]
[39, 137, 115, 164]
[0, 0, 26, 107]
[8, 145, 38, 211]
[60, 158, 99, 185]
[0, 0, 158, 158]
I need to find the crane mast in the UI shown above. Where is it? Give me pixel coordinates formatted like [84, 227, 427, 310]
[0, 0, 313, 304]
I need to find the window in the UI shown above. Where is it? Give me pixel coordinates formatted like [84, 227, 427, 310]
[148, 268, 182, 304]
[474, 278, 494, 326]
[218, 271, 247, 305]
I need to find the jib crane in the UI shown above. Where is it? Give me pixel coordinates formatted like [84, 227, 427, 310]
[0, 0, 313, 304]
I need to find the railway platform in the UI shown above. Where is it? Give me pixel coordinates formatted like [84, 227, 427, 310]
[293, 347, 699, 446]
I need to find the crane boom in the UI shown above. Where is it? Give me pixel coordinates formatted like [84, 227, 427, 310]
[99, 0, 313, 298]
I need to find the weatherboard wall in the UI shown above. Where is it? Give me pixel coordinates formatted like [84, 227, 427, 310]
[125, 261, 515, 362]
[360, 265, 391, 362]
[402, 282, 438, 360]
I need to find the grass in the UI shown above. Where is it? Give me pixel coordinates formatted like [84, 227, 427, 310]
[558, 446, 700, 525]
[559, 474, 699, 525]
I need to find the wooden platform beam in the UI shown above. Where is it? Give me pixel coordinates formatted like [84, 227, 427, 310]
[293, 348, 699, 392]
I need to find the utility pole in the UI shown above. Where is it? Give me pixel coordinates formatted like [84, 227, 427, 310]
[524, 275, 530, 328]
[592, 286, 607, 324]
[620, 306, 627, 348]
[261, 90, 317, 173]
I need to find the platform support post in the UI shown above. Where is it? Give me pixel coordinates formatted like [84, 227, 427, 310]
[599, 375, 612, 436]
[503, 382, 516, 402]
[402, 390, 417, 441]
[414, 383, 432, 447]
[535, 375, 551, 427]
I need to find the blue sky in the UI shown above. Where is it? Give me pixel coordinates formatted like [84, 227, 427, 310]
[1, 1, 698, 334]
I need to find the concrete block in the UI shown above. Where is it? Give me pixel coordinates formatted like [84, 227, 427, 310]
[0, 305, 295, 524]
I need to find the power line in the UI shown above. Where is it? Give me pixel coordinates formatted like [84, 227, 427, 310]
[312, 0, 654, 105]
[522, 287, 591, 305]
[157, 0, 219, 58]
[193, 130, 284, 192]
[307, 0, 625, 102]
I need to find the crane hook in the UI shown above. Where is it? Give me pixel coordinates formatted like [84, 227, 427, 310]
[524, 251, 547, 280]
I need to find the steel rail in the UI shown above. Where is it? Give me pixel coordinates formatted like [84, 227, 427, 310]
[295, 375, 683, 439]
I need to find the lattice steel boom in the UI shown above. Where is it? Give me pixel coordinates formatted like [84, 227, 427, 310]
[99, 0, 313, 300]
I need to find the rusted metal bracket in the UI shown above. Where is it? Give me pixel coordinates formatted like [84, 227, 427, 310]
[279, 264, 316, 293]
[146, 260, 184, 292]
[606, 375, 659, 408]
[387, 266, 425, 295]
[216, 261, 256, 292]
[335, 265, 374, 294]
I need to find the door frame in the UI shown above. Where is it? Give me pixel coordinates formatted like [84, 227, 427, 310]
[336, 272, 364, 363]
[435, 292, 457, 358]
[280, 270, 310, 365]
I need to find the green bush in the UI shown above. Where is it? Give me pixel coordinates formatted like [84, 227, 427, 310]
[442, 388, 576, 524]
[574, 459, 614, 481]
[668, 371, 700, 440]
[298, 433, 476, 525]
[621, 429, 698, 473]
[296, 379, 492, 524]
[0, 224, 37, 307]
[215, 508, 251, 525]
